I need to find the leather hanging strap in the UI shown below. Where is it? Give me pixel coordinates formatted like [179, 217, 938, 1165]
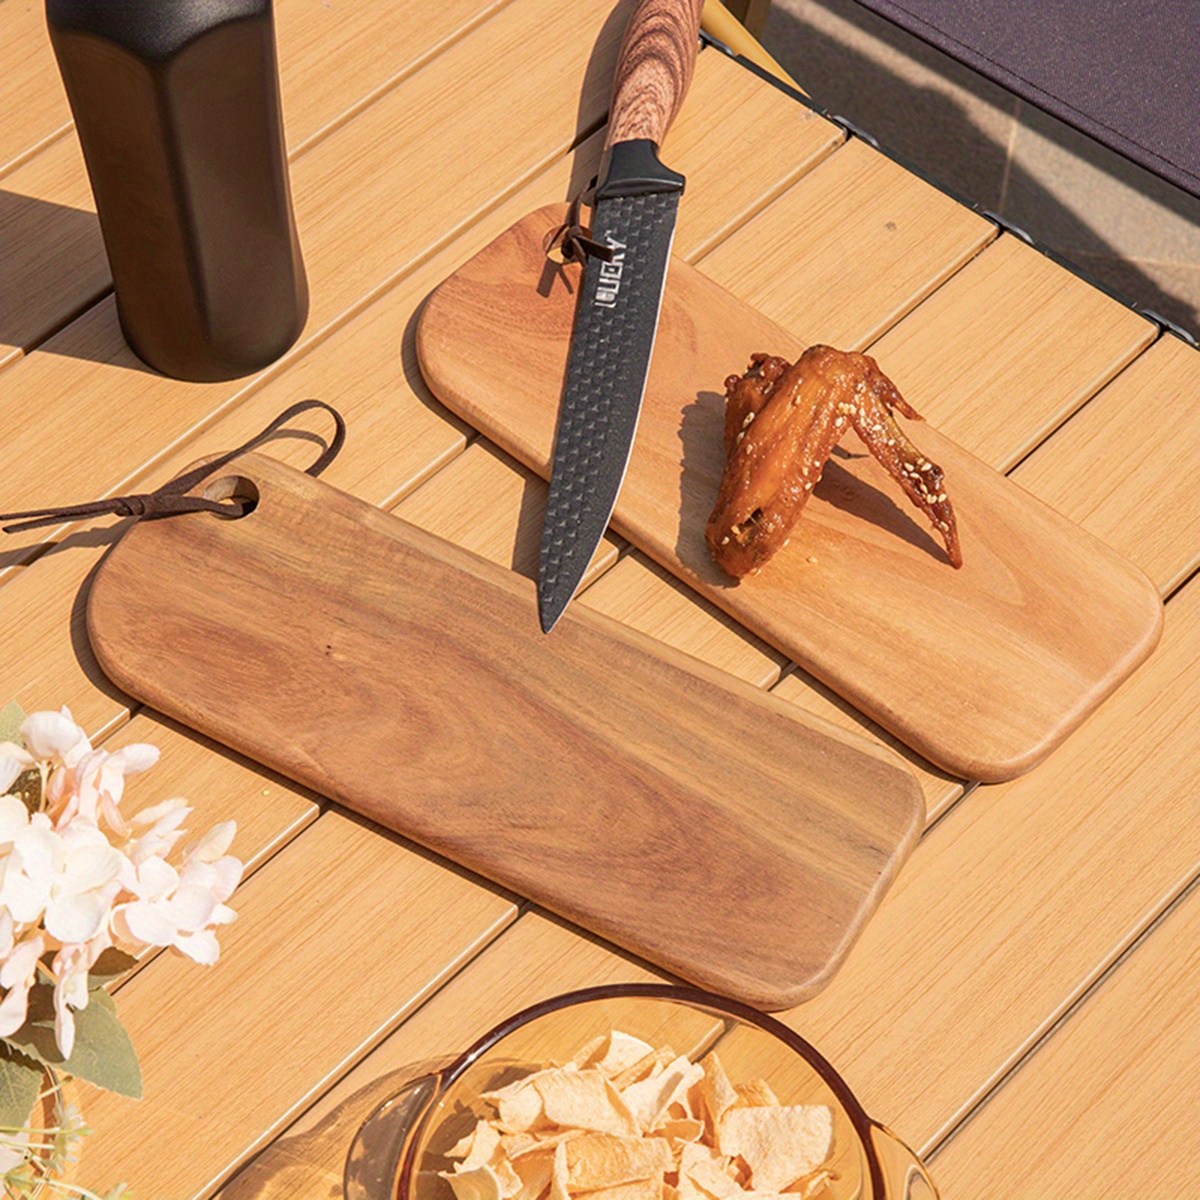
[0, 400, 345, 534]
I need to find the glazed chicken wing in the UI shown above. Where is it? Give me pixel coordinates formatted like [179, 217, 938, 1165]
[705, 346, 962, 578]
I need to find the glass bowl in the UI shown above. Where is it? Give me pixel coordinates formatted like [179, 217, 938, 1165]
[346, 984, 937, 1200]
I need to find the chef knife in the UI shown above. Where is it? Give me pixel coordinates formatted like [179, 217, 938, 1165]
[538, 0, 704, 632]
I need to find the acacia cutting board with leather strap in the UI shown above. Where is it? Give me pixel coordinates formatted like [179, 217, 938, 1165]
[416, 204, 1164, 782]
[86, 452, 923, 1010]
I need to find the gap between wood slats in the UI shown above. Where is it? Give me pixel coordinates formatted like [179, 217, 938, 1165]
[925, 828, 1200, 1166]
[0, 124, 72, 183]
[1000, 337, 1171, 486]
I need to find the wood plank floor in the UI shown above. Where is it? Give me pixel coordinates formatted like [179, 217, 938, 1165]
[1, 1, 1196, 1195]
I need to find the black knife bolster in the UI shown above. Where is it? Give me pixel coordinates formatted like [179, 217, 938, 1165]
[595, 139, 686, 200]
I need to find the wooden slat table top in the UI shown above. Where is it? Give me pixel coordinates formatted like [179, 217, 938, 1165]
[1, 1, 1197, 1196]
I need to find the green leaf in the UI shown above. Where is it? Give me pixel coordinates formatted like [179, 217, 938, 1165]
[88, 948, 140, 990]
[0, 1041, 43, 1129]
[5, 985, 142, 1099]
[0, 699, 25, 746]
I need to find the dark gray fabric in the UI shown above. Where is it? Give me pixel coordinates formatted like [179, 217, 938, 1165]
[847, 0, 1200, 198]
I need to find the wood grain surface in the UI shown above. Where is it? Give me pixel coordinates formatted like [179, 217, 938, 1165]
[607, 0, 704, 147]
[931, 875, 1200, 1197]
[416, 204, 1163, 780]
[86, 452, 924, 1010]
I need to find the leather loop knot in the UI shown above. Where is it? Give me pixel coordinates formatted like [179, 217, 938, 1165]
[548, 185, 613, 265]
[116, 494, 156, 518]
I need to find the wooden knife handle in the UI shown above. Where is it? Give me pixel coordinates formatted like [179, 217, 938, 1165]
[605, 0, 704, 149]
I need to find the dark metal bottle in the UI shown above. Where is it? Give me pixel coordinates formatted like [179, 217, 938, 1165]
[45, 0, 308, 381]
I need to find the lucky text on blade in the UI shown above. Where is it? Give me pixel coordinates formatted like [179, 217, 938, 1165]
[537, 0, 704, 632]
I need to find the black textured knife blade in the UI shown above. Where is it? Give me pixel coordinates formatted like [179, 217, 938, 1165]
[538, 143, 684, 632]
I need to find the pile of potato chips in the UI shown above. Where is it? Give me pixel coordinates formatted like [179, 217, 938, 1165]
[438, 1031, 835, 1200]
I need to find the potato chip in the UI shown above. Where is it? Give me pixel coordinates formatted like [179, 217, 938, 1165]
[678, 1146, 741, 1200]
[609, 1046, 675, 1091]
[732, 1081, 779, 1109]
[564, 1133, 674, 1190]
[449, 1120, 504, 1171]
[781, 1169, 836, 1200]
[438, 1164, 500, 1200]
[656, 1118, 704, 1144]
[575, 1179, 663, 1200]
[620, 1056, 705, 1133]
[440, 1162, 517, 1200]
[485, 1074, 552, 1133]
[502, 1129, 586, 1160]
[574, 1031, 657, 1078]
[675, 1173, 708, 1200]
[510, 1150, 556, 1200]
[716, 1106, 832, 1193]
[534, 1068, 640, 1137]
[551, 1142, 571, 1200]
[695, 1053, 738, 1144]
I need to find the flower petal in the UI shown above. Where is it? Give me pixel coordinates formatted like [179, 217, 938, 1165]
[120, 901, 179, 947]
[133, 798, 190, 827]
[0, 793, 31, 841]
[63, 842, 126, 892]
[54, 987, 77, 1059]
[166, 884, 217, 931]
[13, 823, 61, 880]
[186, 820, 237, 863]
[173, 929, 220, 965]
[0, 977, 31, 1036]
[46, 888, 112, 943]
[135, 856, 180, 899]
[0, 934, 44, 989]
[0, 866, 51, 924]
[113, 743, 159, 774]
[21, 709, 87, 761]
[0, 754, 24, 794]
[210, 856, 244, 902]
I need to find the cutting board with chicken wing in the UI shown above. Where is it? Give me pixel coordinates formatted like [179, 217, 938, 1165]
[416, 204, 1163, 782]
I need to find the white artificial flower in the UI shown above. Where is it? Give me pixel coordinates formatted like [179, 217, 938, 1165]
[19, 708, 90, 764]
[0, 933, 44, 1037]
[0, 706, 244, 1060]
[0, 816, 126, 943]
[113, 832, 241, 966]
[50, 741, 159, 837]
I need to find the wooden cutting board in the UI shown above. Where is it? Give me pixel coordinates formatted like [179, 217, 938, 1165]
[416, 204, 1164, 782]
[86, 452, 924, 1010]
